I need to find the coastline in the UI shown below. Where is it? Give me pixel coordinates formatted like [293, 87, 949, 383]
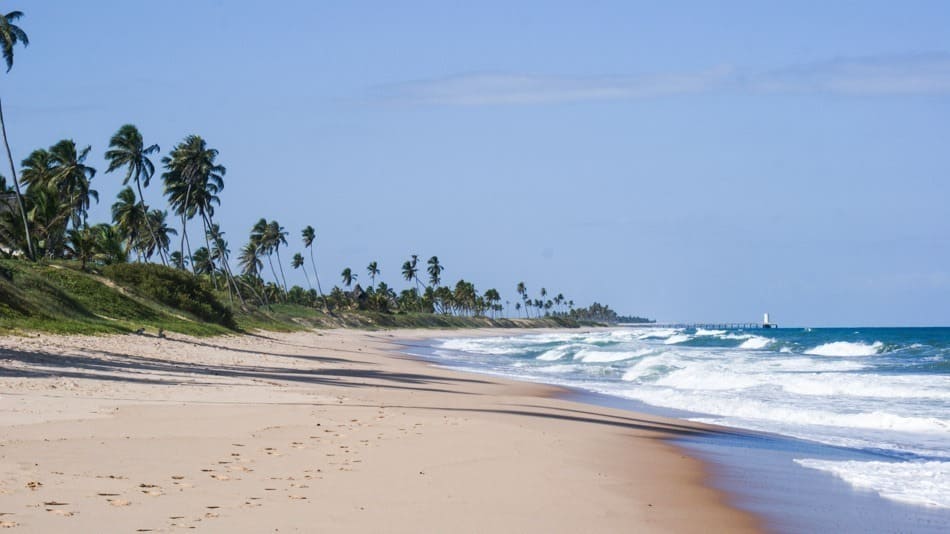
[0, 328, 760, 532]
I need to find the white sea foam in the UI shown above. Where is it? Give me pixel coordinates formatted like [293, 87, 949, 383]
[536, 347, 570, 361]
[739, 336, 772, 350]
[695, 328, 726, 337]
[574, 348, 652, 363]
[638, 329, 678, 340]
[795, 459, 950, 508]
[805, 341, 884, 357]
[664, 334, 693, 345]
[617, 387, 950, 434]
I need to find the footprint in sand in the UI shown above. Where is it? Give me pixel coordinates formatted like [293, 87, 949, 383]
[138, 484, 163, 497]
[46, 509, 75, 517]
[210, 474, 230, 481]
[0, 520, 17, 528]
[25, 482, 42, 491]
[108, 499, 131, 507]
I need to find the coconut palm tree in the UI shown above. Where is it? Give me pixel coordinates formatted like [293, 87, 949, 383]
[48, 139, 97, 231]
[402, 256, 420, 290]
[427, 256, 444, 287]
[0, 9, 33, 259]
[292, 252, 312, 290]
[301, 225, 326, 306]
[162, 135, 224, 272]
[64, 226, 97, 271]
[266, 220, 289, 293]
[341, 267, 356, 288]
[111, 186, 144, 261]
[139, 209, 175, 262]
[169, 250, 188, 270]
[516, 282, 528, 317]
[192, 247, 213, 276]
[367, 261, 379, 287]
[238, 241, 262, 278]
[18, 147, 53, 190]
[104, 124, 163, 264]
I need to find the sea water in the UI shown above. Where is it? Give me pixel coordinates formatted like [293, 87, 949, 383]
[423, 327, 950, 516]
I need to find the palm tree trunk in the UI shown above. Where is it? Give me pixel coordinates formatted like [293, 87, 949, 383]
[180, 180, 194, 272]
[265, 254, 283, 301]
[0, 97, 34, 260]
[301, 266, 313, 291]
[274, 247, 289, 293]
[308, 247, 329, 312]
[135, 179, 165, 265]
[201, 217, 219, 290]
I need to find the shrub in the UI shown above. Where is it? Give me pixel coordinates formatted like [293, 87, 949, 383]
[103, 263, 236, 329]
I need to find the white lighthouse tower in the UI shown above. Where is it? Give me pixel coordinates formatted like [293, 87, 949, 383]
[762, 312, 774, 329]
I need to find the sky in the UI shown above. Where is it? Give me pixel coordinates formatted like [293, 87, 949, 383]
[4, 0, 950, 326]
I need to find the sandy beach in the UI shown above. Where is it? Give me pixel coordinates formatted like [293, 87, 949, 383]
[0, 328, 761, 532]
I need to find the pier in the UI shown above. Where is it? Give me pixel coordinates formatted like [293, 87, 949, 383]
[620, 322, 774, 330]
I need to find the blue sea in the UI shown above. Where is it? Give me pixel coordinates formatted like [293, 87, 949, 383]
[420, 326, 950, 528]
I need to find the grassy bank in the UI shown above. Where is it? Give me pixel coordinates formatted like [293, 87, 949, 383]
[0, 260, 590, 336]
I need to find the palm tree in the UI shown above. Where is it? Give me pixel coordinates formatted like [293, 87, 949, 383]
[162, 135, 224, 273]
[427, 256, 444, 287]
[192, 247, 213, 276]
[292, 252, 312, 290]
[139, 209, 175, 262]
[367, 261, 380, 287]
[169, 250, 188, 270]
[341, 267, 356, 288]
[48, 139, 97, 231]
[111, 186, 144, 261]
[266, 220, 289, 293]
[0, 9, 33, 259]
[64, 226, 97, 271]
[516, 282, 527, 317]
[104, 124, 163, 264]
[301, 225, 326, 306]
[402, 256, 419, 290]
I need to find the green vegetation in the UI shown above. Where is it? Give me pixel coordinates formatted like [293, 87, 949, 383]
[0, 259, 230, 335]
[0, 7, 652, 336]
[0, 259, 588, 336]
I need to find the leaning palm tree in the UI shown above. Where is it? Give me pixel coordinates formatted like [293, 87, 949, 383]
[265, 220, 289, 293]
[367, 261, 379, 287]
[111, 187, 145, 261]
[104, 124, 163, 264]
[516, 282, 528, 317]
[427, 256, 443, 287]
[292, 252, 312, 290]
[302, 225, 328, 310]
[0, 9, 33, 259]
[162, 135, 224, 273]
[138, 209, 175, 262]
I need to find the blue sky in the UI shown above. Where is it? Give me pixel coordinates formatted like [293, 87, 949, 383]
[5, 1, 950, 325]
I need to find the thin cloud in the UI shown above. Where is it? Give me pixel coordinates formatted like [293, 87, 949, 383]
[753, 53, 950, 95]
[373, 53, 950, 106]
[376, 67, 734, 106]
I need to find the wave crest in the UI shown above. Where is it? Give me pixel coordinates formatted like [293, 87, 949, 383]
[805, 341, 884, 357]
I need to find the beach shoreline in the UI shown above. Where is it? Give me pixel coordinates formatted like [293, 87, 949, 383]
[0, 327, 761, 532]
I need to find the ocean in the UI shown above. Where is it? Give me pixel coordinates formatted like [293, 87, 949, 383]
[418, 326, 950, 530]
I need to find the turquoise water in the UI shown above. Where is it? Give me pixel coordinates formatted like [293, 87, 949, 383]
[427, 327, 950, 511]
